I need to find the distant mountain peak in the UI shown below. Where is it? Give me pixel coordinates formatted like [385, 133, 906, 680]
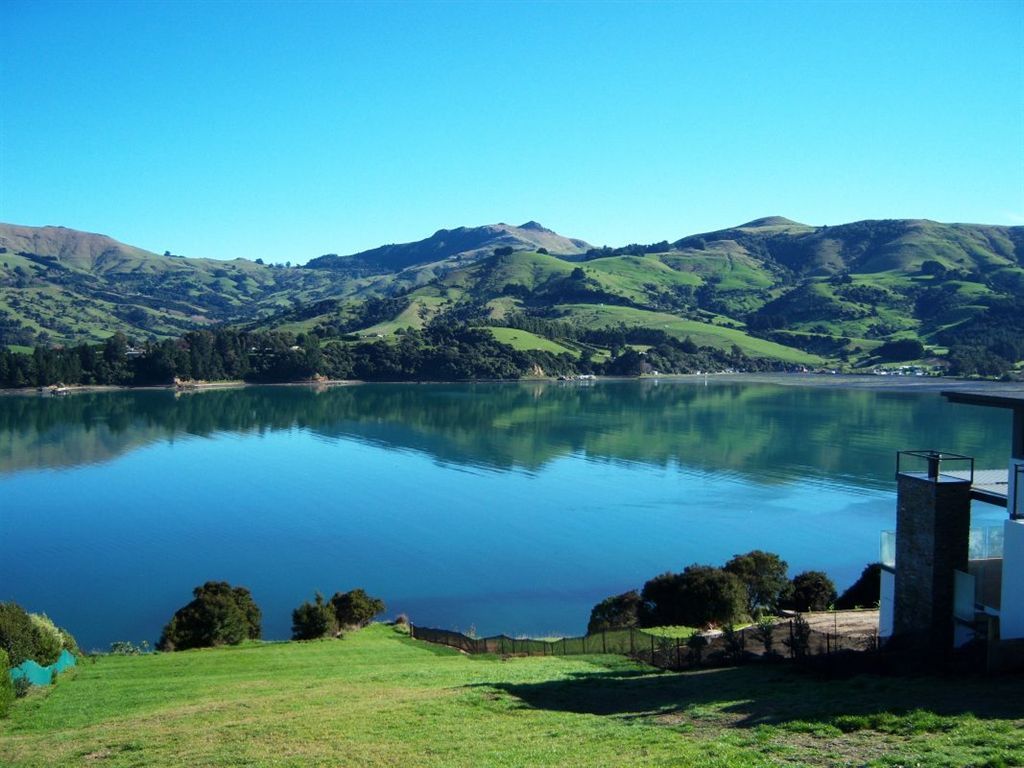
[307, 220, 591, 274]
[738, 216, 806, 228]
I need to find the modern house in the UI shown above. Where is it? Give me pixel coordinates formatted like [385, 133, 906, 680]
[878, 390, 1023, 668]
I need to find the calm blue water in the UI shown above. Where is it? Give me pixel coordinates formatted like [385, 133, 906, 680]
[0, 378, 1012, 650]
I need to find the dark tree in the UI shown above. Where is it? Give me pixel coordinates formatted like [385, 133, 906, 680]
[330, 589, 385, 628]
[723, 550, 790, 616]
[640, 566, 746, 628]
[291, 593, 338, 640]
[158, 582, 262, 651]
[874, 338, 925, 362]
[787, 571, 836, 612]
[834, 563, 882, 610]
[587, 590, 642, 633]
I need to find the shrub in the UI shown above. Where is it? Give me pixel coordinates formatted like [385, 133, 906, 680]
[0, 603, 38, 667]
[587, 590, 642, 633]
[13, 677, 30, 698]
[291, 593, 338, 640]
[722, 623, 746, 662]
[28, 614, 64, 666]
[686, 633, 709, 664]
[0, 603, 72, 667]
[723, 550, 790, 616]
[750, 615, 776, 656]
[784, 614, 812, 659]
[0, 648, 13, 718]
[109, 641, 149, 655]
[330, 589, 385, 629]
[640, 565, 746, 628]
[788, 571, 837, 612]
[158, 581, 262, 651]
[835, 563, 882, 610]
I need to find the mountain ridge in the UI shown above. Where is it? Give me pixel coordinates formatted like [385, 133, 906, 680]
[306, 220, 591, 274]
[2, 218, 1022, 374]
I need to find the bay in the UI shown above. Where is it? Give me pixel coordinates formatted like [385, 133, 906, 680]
[0, 377, 1012, 651]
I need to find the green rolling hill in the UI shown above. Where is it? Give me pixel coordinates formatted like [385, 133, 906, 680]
[2, 217, 1022, 374]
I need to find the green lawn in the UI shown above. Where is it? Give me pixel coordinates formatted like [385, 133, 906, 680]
[2, 625, 1021, 767]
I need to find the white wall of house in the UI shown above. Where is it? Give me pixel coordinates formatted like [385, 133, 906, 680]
[1000, 518, 1024, 640]
[1011, 458, 1024, 518]
[879, 568, 895, 637]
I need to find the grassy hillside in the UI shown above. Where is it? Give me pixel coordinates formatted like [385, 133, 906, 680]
[3, 218, 1023, 373]
[0, 224, 355, 347]
[2, 624, 1021, 767]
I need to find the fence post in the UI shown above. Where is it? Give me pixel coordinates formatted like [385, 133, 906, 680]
[630, 628, 635, 655]
[603, 631, 607, 654]
[789, 621, 794, 659]
[676, 638, 681, 668]
[650, 634, 655, 658]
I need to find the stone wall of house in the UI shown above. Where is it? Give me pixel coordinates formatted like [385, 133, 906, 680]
[893, 473, 972, 653]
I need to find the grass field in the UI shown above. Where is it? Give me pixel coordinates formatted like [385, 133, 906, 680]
[557, 304, 824, 365]
[487, 327, 578, 356]
[2, 624, 1021, 767]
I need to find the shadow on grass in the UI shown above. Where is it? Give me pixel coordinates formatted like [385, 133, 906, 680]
[477, 663, 1024, 728]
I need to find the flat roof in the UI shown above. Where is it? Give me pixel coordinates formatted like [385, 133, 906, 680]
[942, 390, 1024, 410]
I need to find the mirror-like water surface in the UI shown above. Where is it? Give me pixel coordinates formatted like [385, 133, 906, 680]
[0, 378, 1012, 650]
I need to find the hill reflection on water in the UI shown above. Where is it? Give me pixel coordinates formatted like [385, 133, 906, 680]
[0, 379, 1010, 485]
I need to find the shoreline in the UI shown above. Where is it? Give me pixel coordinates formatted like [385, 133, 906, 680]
[1, 371, 1021, 398]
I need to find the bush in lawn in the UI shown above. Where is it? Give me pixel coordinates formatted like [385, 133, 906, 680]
[783, 614, 812, 660]
[750, 615, 777, 656]
[0, 603, 72, 666]
[787, 571, 837, 612]
[723, 550, 790, 616]
[26, 614, 62, 666]
[109, 641, 150, 655]
[834, 563, 882, 609]
[292, 592, 339, 640]
[158, 581, 262, 651]
[687, 633, 709, 665]
[587, 590, 642, 633]
[330, 589, 385, 628]
[0, 603, 39, 667]
[0, 648, 13, 718]
[28, 613, 79, 664]
[640, 565, 745, 628]
[722, 623, 746, 663]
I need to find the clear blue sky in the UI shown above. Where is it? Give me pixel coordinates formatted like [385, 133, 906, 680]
[2, 0, 1022, 263]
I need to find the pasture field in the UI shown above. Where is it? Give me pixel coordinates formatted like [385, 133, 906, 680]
[2, 624, 1021, 767]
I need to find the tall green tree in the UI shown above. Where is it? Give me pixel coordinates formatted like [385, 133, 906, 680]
[724, 550, 790, 616]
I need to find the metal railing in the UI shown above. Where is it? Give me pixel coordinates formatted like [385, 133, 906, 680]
[896, 450, 974, 482]
[409, 618, 880, 671]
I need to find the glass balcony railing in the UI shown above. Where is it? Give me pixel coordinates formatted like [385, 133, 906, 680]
[880, 530, 896, 568]
[969, 525, 1004, 560]
[880, 525, 1002, 569]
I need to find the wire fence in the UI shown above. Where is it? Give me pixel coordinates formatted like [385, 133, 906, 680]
[410, 617, 880, 672]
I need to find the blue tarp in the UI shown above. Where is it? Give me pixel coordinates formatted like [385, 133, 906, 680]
[10, 649, 77, 686]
